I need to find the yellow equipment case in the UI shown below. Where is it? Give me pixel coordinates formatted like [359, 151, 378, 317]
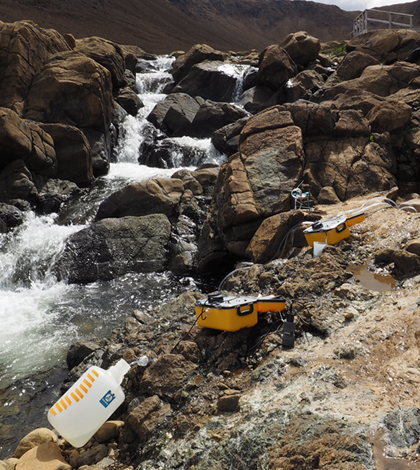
[195, 294, 286, 332]
[346, 213, 365, 227]
[195, 294, 258, 332]
[256, 295, 286, 313]
[303, 215, 350, 247]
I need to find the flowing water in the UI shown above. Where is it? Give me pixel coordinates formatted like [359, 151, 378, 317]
[0, 55, 250, 457]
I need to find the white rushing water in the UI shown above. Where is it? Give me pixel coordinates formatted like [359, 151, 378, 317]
[0, 54, 248, 390]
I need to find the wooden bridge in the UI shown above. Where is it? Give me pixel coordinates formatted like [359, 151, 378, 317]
[352, 9, 414, 37]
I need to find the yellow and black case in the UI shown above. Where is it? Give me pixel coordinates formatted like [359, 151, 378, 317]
[195, 295, 258, 332]
[303, 216, 350, 247]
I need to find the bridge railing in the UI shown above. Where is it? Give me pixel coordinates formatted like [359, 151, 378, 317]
[352, 9, 414, 38]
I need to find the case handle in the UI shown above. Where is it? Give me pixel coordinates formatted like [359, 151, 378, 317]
[336, 222, 347, 233]
[237, 305, 254, 316]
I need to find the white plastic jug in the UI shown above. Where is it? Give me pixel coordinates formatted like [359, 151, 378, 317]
[47, 359, 130, 448]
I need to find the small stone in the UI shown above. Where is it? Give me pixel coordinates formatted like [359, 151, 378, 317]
[93, 421, 124, 444]
[15, 442, 71, 470]
[14, 428, 58, 459]
[217, 394, 240, 412]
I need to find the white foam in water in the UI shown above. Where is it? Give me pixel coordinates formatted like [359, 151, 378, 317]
[105, 163, 186, 183]
[0, 213, 85, 386]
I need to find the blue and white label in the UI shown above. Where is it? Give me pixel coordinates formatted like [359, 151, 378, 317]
[100, 390, 116, 408]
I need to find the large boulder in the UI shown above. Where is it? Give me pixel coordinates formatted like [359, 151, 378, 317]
[0, 20, 70, 115]
[190, 100, 248, 138]
[286, 69, 325, 102]
[96, 177, 184, 220]
[305, 135, 397, 200]
[280, 31, 321, 67]
[147, 93, 200, 137]
[170, 44, 226, 83]
[211, 116, 250, 155]
[327, 50, 380, 84]
[74, 36, 126, 88]
[148, 94, 248, 138]
[256, 44, 298, 91]
[25, 51, 113, 132]
[245, 210, 306, 264]
[53, 214, 172, 283]
[0, 160, 38, 202]
[171, 60, 238, 102]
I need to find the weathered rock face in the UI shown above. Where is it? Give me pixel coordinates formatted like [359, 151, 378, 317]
[0, 108, 57, 178]
[0, 21, 70, 115]
[347, 28, 420, 64]
[74, 36, 126, 88]
[53, 214, 172, 283]
[25, 51, 113, 132]
[39, 124, 93, 186]
[139, 354, 198, 401]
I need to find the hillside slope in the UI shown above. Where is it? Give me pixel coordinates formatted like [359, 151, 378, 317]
[0, 0, 356, 53]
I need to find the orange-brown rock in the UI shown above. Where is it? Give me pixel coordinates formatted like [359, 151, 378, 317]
[25, 51, 113, 132]
[74, 36, 126, 88]
[0, 21, 70, 115]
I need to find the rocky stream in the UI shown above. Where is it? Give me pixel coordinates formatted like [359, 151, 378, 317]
[2, 20, 420, 470]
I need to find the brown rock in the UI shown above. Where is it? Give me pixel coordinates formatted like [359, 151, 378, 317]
[392, 249, 420, 275]
[0, 21, 70, 115]
[74, 36, 126, 87]
[217, 393, 240, 412]
[317, 186, 341, 204]
[280, 31, 321, 66]
[333, 50, 380, 82]
[170, 44, 226, 83]
[93, 421, 124, 444]
[26, 51, 113, 132]
[126, 395, 172, 442]
[39, 123, 93, 186]
[374, 248, 394, 264]
[172, 340, 201, 363]
[286, 69, 325, 102]
[257, 44, 297, 91]
[0, 108, 57, 177]
[246, 210, 305, 264]
[0, 160, 37, 201]
[140, 354, 198, 400]
[347, 29, 420, 64]
[366, 100, 412, 133]
[15, 442, 71, 470]
[240, 125, 305, 217]
[14, 428, 58, 459]
[95, 177, 184, 220]
[76, 444, 107, 468]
